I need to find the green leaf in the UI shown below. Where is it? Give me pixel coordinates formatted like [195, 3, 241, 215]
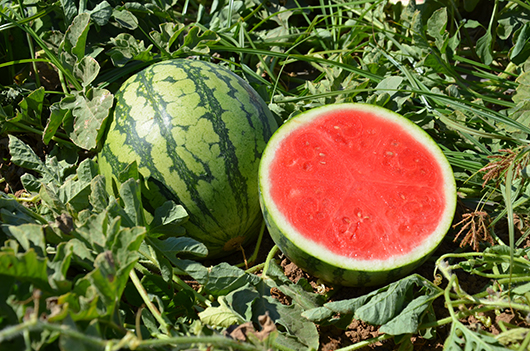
[476, 31, 493, 66]
[198, 296, 246, 328]
[274, 301, 320, 351]
[378, 293, 437, 335]
[43, 102, 68, 145]
[61, 88, 113, 150]
[60, 0, 77, 25]
[119, 178, 145, 227]
[303, 274, 442, 335]
[74, 56, 100, 87]
[426, 7, 448, 50]
[108, 33, 153, 67]
[85, 226, 145, 317]
[375, 76, 403, 97]
[355, 275, 441, 333]
[48, 242, 74, 292]
[63, 13, 91, 61]
[17, 87, 45, 124]
[175, 26, 219, 56]
[224, 284, 259, 320]
[8, 135, 60, 186]
[117, 161, 139, 183]
[149, 201, 188, 236]
[222, 282, 319, 350]
[175, 261, 259, 296]
[149, 22, 186, 53]
[2, 224, 46, 258]
[146, 236, 208, 264]
[112, 9, 138, 30]
[40, 183, 67, 215]
[513, 71, 530, 104]
[142, 236, 207, 282]
[0, 193, 47, 226]
[510, 22, 530, 65]
[302, 292, 373, 324]
[87, 1, 112, 26]
[444, 321, 510, 351]
[74, 210, 119, 252]
[56, 159, 97, 213]
[0, 246, 52, 292]
[89, 175, 109, 213]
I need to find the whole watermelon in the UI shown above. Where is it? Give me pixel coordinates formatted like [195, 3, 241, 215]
[99, 59, 278, 258]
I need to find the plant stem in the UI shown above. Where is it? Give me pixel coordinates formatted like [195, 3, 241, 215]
[0, 319, 107, 347]
[131, 335, 262, 350]
[261, 245, 279, 279]
[246, 262, 265, 274]
[236, 221, 266, 269]
[334, 334, 393, 351]
[129, 269, 172, 335]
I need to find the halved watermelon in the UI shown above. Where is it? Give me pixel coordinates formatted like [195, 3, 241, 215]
[258, 103, 456, 286]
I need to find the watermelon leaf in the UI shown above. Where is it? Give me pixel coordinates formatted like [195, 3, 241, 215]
[89, 175, 109, 212]
[175, 261, 260, 296]
[444, 320, 510, 351]
[0, 245, 52, 292]
[62, 13, 90, 61]
[87, 1, 112, 26]
[112, 9, 139, 30]
[144, 236, 208, 265]
[107, 33, 153, 67]
[355, 275, 442, 332]
[174, 26, 219, 56]
[118, 178, 145, 227]
[74, 56, 101, 88]
[221, 279, 320, 350]
[303, 274, 442, 336]
[61, 87, 113, 150]
[273, 302, 320, 351]
[0, 193, 47, 226]
[148, 200, 188, 236]
[198, 296, 246, 328]
[16, 86, 45, 126]
[8, 135, 61, 186]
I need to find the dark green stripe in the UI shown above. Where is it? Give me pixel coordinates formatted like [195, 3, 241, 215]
[114, 65, 223, 235]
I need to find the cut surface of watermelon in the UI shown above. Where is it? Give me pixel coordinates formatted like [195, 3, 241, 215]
[259, 103, 457, 285]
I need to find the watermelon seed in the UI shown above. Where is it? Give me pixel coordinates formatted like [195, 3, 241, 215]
[319, 153, 326, 157]
[386, 151, 394, 156]
[320, 161, 326, 165]
[334, 125, 340, 129]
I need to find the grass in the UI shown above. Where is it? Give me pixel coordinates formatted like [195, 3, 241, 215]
[0, 0, 530, 350]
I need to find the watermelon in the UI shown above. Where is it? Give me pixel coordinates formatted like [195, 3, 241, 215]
[258, 103, 456, 286]
[98, 59, 278, 258]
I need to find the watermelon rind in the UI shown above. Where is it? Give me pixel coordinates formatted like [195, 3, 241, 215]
[258, 103, 457, 286]
[99, 59, 278, 258]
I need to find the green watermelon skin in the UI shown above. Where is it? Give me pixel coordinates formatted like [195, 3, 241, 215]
[99, 59, 278, 258]
[258, 103, 456, 287]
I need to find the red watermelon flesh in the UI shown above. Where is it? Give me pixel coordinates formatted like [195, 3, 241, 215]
[261, 104, 456, 275]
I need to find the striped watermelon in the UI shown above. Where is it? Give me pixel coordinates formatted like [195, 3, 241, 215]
[99, 59, 278, 258]
[258, 103, 456, 286]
